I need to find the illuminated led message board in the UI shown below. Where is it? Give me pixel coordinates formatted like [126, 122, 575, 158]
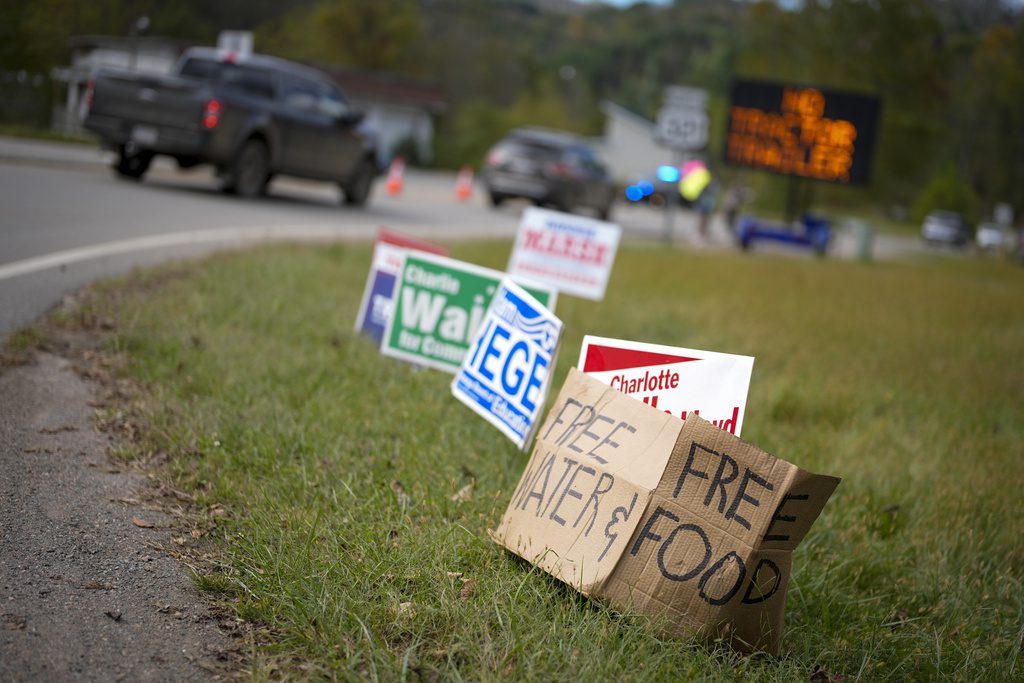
[725, 79, 881, 185]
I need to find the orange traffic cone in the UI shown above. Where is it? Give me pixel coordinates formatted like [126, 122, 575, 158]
[455, 165, 474, 201]
[385, 157, 405, 196]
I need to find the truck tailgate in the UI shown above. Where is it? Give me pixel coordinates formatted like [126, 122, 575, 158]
[90, 72, 208, 130]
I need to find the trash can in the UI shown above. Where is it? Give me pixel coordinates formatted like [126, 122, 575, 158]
[847, 219, 874, 262]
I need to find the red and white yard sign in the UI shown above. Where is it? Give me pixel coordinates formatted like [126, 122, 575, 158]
[507, 207, 621, 301]
[577, 335, 754, 436]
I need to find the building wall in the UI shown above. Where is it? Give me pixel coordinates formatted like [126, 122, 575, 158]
[599, 101, 673, 183]
[356, 101, 434, 166]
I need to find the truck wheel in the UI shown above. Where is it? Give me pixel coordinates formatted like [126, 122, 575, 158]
[229, 139, 269, 199]
[114, 148, 153, 180]
[342, 158, 375, 207]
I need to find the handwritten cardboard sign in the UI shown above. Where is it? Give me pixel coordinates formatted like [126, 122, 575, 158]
[354, 229, 449, 346]
[381, 253, 557, 374]
[492, 368, 840, 653]
[452, 279, 563, 448]
[578, 335, 754, 436]
[507, 207, 621, 301]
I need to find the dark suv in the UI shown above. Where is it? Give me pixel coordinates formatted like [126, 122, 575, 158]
[481, 128, 616, 220]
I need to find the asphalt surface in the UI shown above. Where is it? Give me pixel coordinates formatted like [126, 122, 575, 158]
[0, 352, 233, 682]
[0, 135, 929, 340]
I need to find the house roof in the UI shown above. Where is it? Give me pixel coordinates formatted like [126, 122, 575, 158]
[68, 35, 190, 54]
[319, 66, 446, 113]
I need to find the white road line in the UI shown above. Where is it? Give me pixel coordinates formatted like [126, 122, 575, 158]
[0, 225, 365, 281]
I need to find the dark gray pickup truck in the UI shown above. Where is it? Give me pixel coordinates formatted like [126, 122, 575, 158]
[84, 47, 378, 205]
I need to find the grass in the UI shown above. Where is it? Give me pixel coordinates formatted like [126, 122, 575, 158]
[0, 123, 97, 145]
[70, 241, 1023, 680]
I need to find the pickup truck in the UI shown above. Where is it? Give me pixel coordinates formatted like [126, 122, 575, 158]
[83, 47, 378, 205]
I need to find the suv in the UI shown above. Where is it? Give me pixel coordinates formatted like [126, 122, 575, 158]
[921, 210, 970, 247]
[481, 128, 616, 220]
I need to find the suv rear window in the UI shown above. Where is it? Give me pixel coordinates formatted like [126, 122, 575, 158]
[499, 140, 562, 160]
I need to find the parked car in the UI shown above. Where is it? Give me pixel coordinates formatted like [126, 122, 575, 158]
[481, 128, 616, 220]
[976, 222, 1008, 251]
[84, 47, 378, 204]
[920, 210, 970, 247]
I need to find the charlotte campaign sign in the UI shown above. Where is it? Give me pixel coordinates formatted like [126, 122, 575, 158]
[381, 253, 557, 374]
[492, 369, 840, 652]
[507, 207, 621, 301]
[354, 229, 449, 346]
[452, 279, 563, 449]
[578, 336, 754, 436]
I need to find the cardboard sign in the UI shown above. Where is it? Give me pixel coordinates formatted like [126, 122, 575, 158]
[381, 253, 557, 374]
[578, 336, 754, 436]
[452, 280, 563, 448]
[507, 207, 621, 301]
[354, 229, 449, 346]
[492, 369, 840, 653]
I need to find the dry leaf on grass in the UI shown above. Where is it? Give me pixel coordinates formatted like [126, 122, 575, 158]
[460, 579, 477, 600]
[450, 481, 475, 503]
[810, 664, 845, 683]
[391, 480, 412, 508]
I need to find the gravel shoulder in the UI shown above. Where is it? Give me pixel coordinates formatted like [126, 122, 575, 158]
[0, 350, 237, 682]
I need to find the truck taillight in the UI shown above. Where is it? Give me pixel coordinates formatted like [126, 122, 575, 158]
[84, 78, 96, 111]
[202, 99, 222, 129]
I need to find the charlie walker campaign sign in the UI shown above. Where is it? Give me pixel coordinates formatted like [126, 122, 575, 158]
[507, 207, 621, 301]
[354, 229, 448, 346]
[492, 369, 840, 653]
[381, 253, 557, 374]
[578, 336, 754, 436]
[452, 279, 563, 448]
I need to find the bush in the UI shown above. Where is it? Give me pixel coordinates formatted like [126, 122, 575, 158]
[912, 163, 979, 224]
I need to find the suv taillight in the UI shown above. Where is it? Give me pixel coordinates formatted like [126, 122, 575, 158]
[202, 99, 222, 129]
[485, 148, 506, 166]
[545, 160, 571, 178]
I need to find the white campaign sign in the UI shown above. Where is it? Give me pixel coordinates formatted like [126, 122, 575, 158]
[507, 207, 621, 301]
[577, 335, 754, 436]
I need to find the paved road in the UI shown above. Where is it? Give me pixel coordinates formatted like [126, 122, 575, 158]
[0, 135, 927, 339]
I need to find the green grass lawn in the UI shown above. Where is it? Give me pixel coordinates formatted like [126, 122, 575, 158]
[68, 242, 1023, 680]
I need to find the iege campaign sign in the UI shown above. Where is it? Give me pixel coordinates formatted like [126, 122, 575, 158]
[354, 229, 449, 346]
[508, 207, 621, 301]
[579, 336, 754, 436]
[452, 280, 563, 448]
[382, 253, 557, 374]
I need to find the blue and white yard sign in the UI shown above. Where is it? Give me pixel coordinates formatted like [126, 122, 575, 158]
[451, 279, 563, 449]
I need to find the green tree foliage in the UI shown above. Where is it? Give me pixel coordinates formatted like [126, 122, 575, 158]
[952, 23, 1024, 213]
[912, 162, 979, 223]
[257, 0, 423, 72]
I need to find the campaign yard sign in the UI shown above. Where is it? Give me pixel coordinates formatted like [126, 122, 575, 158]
[492, 369, 840, 653]
[381, 253, 557, 374]
[354, 229, 449, 346]
[578, 335, 754, 436]
[507, 207, 621, 301]
[452, 279, 563, 449]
